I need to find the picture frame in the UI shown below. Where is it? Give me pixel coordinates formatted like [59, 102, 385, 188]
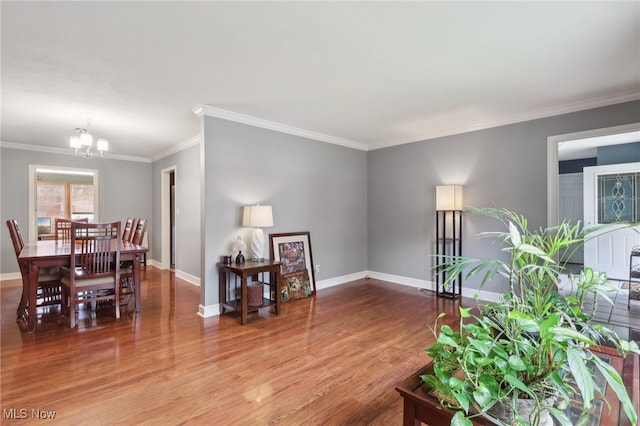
[269, 231, 316, 302]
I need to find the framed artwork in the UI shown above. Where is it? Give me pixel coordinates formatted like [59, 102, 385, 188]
[269, 232, 316, 302]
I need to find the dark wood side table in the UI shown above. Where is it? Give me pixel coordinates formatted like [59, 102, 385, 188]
[218, 260, 281, 325]
[396, 346, 639, 426]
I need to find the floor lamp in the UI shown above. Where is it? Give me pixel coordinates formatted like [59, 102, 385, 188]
[435, 185, 463, 298]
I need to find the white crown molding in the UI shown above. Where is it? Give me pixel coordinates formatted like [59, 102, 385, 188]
[193, 104, 369, 151]
[0, 141, 152, 163]
[368, 91, 640, 150]
[151, 135, 200, 162]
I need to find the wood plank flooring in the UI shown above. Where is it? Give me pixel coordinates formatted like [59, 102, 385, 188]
[1, 267, 469, 425]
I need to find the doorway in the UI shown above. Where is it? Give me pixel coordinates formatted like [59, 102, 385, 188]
[547, 123, 640, 227]
[547, 123, 640, 273]
[161, 166, 177, 270]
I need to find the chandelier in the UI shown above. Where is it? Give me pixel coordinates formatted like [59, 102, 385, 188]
[69, 126, 108, 158]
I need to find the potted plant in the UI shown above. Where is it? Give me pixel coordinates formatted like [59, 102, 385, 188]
[422, 207, 639, 426]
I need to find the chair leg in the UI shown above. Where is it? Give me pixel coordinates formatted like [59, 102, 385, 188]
[69, 295, 76, 328]
[115, 285, 120, 319]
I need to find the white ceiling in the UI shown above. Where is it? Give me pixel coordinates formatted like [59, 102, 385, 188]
[2, 1, 639, 161]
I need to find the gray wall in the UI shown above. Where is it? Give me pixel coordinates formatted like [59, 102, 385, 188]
[0, 148, 152, 273]
[200, 116, 368, 308]
[368, 100, 640, 293]
[151, 142, 201, 278]
[598, 141, 640, 165]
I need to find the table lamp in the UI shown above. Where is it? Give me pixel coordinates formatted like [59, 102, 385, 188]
[242, 204, 274, 261]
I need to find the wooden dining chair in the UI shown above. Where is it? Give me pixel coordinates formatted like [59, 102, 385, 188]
[60, 221, 121, 328]
[122, 217, 135, 242]
[55, 217, 88, 242]
[120, 218, 147, 302]
[6, 219, 64, 322]
[131, 218, 147, 245]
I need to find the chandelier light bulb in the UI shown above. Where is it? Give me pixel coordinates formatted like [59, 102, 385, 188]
[69, 123, 108, 158]
[97, 139, 108, 153]
[70, 136, 81, 149]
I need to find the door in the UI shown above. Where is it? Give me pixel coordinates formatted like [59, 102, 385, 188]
[583, 162, 640, 280]
[559, 173, 584, 264]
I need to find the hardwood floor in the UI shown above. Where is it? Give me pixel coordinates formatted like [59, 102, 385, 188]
[1, 267, 468, 425]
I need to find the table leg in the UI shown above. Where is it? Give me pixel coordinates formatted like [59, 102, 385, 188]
[402, 400, 421, 426]
[17, 263, 28, 320]
[26, 262, 39, 333]
[274, 270, 280, 315]
[241, 276, 248, 325]
[219, 269, 226, 313]
[133, 253, 142, 313]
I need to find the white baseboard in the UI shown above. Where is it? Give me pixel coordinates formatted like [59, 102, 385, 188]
[175, 269, 200, 287]
[366, 271, 436, 291]
[0, 272, 21, 282]
[198, 303, 220, 318]
[147, 258, 162, 268]
[316, 271, 368, 290]
[365, 270, 501, 303]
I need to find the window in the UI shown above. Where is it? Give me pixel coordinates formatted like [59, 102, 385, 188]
[597, 172, 639, 223]
[29, 165, 99, 240]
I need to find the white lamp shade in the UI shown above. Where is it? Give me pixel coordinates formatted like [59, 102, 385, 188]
[436, 185, 463, 211]
[242, 205, 273, 228]
[97, 139, 109, 152]
[80, 132, 93, 146]
[70, 136, 81, 149]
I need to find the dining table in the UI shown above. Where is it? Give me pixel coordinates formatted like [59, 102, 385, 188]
[18, 239, 148, 332]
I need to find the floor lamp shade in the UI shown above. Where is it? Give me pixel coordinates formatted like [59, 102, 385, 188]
[242, 205, 274, 261]
[436, 185, 463, 211]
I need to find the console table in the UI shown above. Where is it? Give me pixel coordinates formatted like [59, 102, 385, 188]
[218, 260, 281, 325]
[396, 346, 639, 426]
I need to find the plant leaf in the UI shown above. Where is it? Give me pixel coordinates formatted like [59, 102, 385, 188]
[508, 311, 540, 333]
[451, 411, 473, 426]
[437, 334, 460, 348]
[567, 347, 594, 410]
[469, 339, 491, 357]
[504, 374, 534, 399]
[508, 355, 527, 371]
[472, 385, 493, 407]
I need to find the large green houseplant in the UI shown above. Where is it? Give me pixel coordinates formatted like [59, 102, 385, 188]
[422, 207, 639, 426]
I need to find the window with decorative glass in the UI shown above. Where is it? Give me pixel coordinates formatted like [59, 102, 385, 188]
[597, 172, 639, 223]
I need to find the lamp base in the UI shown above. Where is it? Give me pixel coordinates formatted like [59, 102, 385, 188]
[250, 228, 265, 261]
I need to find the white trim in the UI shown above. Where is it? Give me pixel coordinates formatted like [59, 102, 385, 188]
[175, 269, 200, 287]
[146, 258, 162, 269]
[151, 136, 200, 162]
[198, 303, 220, 318]
[1, 141, 151, 163]
[193, 104, 368, 151]
[547, 122, 640, 228]
[316, 271, 368, 290]
[366, 271, 502, 303]
[461, 287, 501, 303]
[0, 272, 22, 282]
[366, 271, 435, 291]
